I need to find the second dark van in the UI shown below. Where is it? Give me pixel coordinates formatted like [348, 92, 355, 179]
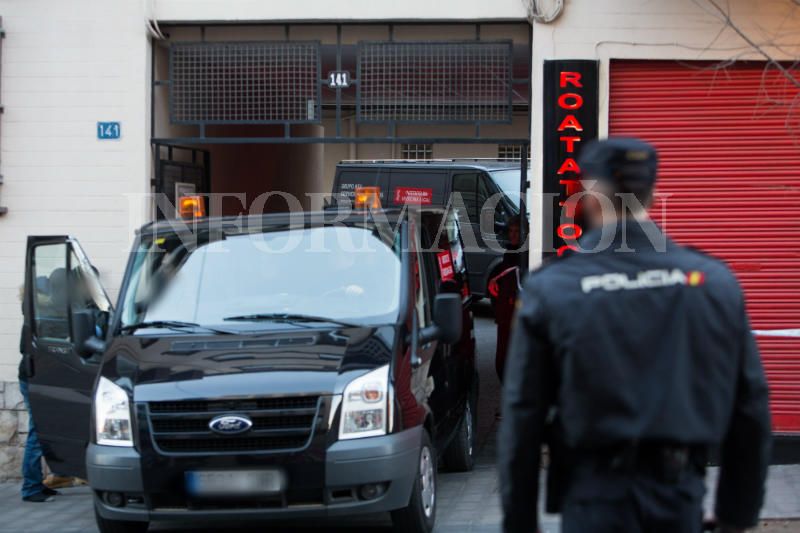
[332, 159, 527, 298]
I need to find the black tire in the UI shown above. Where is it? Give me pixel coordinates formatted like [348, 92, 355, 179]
[391, 430, 437, 533]
[443, 397, 477, 472]
[94, 508, 149, 533]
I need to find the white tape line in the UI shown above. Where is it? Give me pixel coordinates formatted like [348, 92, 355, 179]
[753, 329, 800, 338]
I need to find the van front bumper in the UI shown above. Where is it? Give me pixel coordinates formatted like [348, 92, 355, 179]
[87, 426, 421, 523]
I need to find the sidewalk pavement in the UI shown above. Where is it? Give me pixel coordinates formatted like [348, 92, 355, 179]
[0, 425, 798, 532]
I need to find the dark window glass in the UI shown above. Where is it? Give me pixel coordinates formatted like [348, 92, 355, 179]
[32, 244, 69, 341]
[409, 218, 431, 327]
[451, 172, 480, 222]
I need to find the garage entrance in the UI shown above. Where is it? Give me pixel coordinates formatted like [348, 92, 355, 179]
[149, 22, 531, 229]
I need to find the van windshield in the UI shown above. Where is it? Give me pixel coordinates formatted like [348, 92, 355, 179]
[120, 225, 402, 331]
[488, 169, 529, 210]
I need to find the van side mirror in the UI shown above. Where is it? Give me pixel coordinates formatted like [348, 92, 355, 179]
[80, 336, 107, 358]
[72, 309, 106, 358]
[419, 293, 463, 346]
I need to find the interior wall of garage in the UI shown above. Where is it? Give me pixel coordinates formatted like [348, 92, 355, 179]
[200, 127, 324, 215]
[319, 113, 531, 192]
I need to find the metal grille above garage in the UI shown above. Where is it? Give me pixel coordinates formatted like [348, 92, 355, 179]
[357, 41, 513, 123]
[170, 41, 322, 124]
[159, 34, 525, 143]
[609, 60, 800, 434]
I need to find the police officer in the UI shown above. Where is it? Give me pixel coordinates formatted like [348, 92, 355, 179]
[498, 137, 771, 533]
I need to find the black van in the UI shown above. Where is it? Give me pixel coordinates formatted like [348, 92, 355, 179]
[332, 159, 527, 298]
[21, 207, 477, 533]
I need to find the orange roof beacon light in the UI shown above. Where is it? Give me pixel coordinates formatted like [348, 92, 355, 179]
[178, 195, 206, 220]
[353, 186, 382, 210]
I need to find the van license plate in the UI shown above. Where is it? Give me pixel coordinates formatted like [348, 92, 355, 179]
[186, 470, 286, 497]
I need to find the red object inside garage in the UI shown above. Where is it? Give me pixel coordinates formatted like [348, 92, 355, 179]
[610, 60, 800, 433]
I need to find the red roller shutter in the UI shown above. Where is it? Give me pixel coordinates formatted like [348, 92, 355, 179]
[609, 60, 800, 433]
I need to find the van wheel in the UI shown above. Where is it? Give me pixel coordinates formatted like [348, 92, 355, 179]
[94, 508, 149, 533]
[443, 399, 476, 472]
[391, 430, 436, 533]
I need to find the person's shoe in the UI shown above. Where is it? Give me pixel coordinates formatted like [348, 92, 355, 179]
[43, 474, 74, 489]
[42, 487, 59, 496]
[22, 493, 54, 503]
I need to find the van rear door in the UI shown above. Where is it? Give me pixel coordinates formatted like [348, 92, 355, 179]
[333, 166, 449, 208]
[387, 169, 447, 207]
[333, 167, 391, 205]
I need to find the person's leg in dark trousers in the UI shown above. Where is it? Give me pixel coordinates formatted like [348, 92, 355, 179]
[633, 473, 705, 533]
[562, 472, 705, 533]
[19, 379, 49, 501]
[561, 471, 642, 533]
[562, 497, 641, 533]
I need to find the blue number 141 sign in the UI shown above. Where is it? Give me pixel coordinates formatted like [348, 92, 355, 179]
[97, 122, 121, 140]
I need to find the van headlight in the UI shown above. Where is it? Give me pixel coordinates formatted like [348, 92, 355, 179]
[95, 377, 133, 447]
[339, 365, 390, 440]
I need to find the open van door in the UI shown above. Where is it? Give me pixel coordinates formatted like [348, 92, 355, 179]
[22, 236, 112, 478]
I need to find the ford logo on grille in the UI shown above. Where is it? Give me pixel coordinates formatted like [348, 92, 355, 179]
[209, 415, 253, 435]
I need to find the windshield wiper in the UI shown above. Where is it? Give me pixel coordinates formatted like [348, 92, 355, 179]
[222, 313, 363, 329]
[120, 320, 235, 335]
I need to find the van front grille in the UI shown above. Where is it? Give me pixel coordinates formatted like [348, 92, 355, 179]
[149, 396, 318, 413]
[150, 415, 315, 434]
[146, 396, 321, 455]
[156, 436, 309, 453]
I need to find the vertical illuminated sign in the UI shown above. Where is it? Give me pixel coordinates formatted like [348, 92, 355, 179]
[543, 60, 599, 257]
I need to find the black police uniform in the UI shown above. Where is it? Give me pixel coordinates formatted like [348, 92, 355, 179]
[498, 138, 772, 533]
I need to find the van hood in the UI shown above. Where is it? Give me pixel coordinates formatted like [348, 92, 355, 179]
[101, 325, 396, 402]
